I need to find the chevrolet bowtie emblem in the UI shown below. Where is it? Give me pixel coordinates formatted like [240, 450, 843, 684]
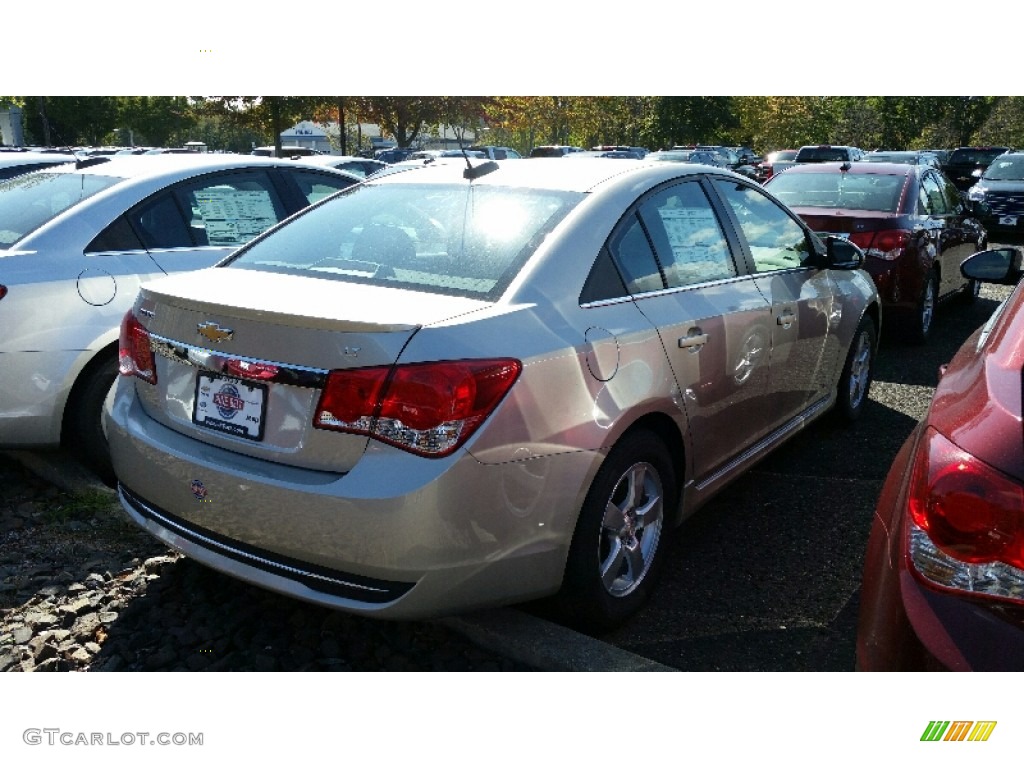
[197, 322, 234, 343]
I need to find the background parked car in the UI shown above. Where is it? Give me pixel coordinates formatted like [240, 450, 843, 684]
[967, 151, 1024, 236]
[297, 154, 388, 178]
[857, 246, 1024, 670]
[107, 158, 879, 631]
[528, 145, 585, 157]
[765, 161, 986, 343]
[862, 150, 941, 169]
[0, 155, 360, 481]
[757, 149, 798, 181]
[793, 144, 865, 164]
[943, 146, 1011, 191]
[0, 150, 75, 180]
[467, 145, 522, 160]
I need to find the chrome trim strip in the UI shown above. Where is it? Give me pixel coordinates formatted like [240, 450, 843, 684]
[149, 335, 329, 389]
[120, 487, 389, 595]
[695, 396, 831, 492]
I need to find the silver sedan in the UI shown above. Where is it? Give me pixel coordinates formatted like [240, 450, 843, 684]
[107, 158, 880, 629]
[0, 154, 359, 480]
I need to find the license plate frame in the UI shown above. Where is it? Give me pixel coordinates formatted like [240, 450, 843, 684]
[193, 373, 268, 441]
[999, 215, 1019, 226]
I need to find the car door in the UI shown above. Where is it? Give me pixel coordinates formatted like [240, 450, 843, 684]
[931, 171, 985, 295]
[710, 177, 838, 423]
[601, 178, 776, 487]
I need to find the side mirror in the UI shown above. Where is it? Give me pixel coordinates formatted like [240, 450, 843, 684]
[961, 247, 1023, 285]
[824, 236, 864, 270]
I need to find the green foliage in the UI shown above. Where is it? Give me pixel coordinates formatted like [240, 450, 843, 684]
[5, 95, 1023, 155]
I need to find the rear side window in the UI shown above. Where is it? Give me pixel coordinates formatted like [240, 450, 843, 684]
[637, 182, 736, 288]
[128, 170, 287, 250]
[0, 172, 119, 248]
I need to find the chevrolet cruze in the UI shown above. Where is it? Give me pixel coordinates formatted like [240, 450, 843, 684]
[107, 158, 880, 628]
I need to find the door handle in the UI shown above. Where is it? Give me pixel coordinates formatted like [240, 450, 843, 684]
[678, 329, 709, 352]
[777, 310, 795, 330]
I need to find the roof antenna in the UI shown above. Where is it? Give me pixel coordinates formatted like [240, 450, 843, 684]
[449, 114, 497, 180]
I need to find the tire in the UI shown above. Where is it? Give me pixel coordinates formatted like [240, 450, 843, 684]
[557, 430, 676, 632]
[835, 315, 875, 423]
[907, 271, 938, 345]
[64, 352, 118, 486]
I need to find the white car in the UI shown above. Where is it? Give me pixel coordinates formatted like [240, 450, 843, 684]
[0, 154, 359, 480]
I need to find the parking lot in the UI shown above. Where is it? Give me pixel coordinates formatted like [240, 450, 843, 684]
[2, 274, 1013, 672]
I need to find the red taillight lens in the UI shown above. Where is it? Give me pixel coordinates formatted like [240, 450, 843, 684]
[908, 427, 1024, 569]
[118, 311, 157, 384]
[225, 359, 279, 381]
[849, 229, 910, 261]
[315, 359, 522, 457]
[0, 285, 7, 301]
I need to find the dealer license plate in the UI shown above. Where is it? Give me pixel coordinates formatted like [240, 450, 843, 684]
[193, 373, 267, 441]
[999, 215, 1018, 226]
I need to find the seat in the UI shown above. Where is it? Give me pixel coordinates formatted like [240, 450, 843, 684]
[350, 224, 415, 267]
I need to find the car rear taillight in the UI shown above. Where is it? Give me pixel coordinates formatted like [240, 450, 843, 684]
[0, 285, 6, 301]
[848, 230, 911, 261]
[907, 426, 1024, 602]
[118, 311, 157, 384]
[315, 359, 521, 457]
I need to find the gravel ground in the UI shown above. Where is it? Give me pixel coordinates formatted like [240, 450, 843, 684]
[0, 456, 532, 672]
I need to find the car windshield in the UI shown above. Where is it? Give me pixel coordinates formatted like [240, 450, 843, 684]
[226, 182, 584, 300]
[796, 147, 850, 162]
[767, 171, 906, 212]
[983, 156, 1024, 181]
[0, 171, 119, 248]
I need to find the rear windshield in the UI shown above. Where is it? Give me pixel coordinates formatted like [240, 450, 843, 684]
[0, 171, 119, 248]
[948, 148, 1007, 165]
[795, 147, 852, 162]
[767, 171, 907, 212]
[226, 182, 584, 300]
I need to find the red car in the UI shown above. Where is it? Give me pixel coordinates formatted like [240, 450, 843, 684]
[765, 162, 987, 342]
[857, 247, 1024, 670]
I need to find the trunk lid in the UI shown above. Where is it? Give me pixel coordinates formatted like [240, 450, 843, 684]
[130, 267, 490, 472]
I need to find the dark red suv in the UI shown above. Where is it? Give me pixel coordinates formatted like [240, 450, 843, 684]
[765, 162, 987, 342]
[857, 247, 1024, 670]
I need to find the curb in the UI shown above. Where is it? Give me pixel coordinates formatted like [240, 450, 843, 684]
[436, 609, 676, 672]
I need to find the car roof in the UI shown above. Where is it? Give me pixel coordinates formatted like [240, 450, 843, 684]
[367, 156, 718, 193]
[37, 153, 358, 182]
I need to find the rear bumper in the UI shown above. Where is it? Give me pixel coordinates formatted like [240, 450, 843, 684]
[106, 379, 598, 619]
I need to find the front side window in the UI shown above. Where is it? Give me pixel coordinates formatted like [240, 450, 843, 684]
[0, 171, 119, 248]
[713, 179, 810, 273]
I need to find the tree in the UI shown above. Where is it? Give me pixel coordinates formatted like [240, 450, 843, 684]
[22, 96, 120, 146]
